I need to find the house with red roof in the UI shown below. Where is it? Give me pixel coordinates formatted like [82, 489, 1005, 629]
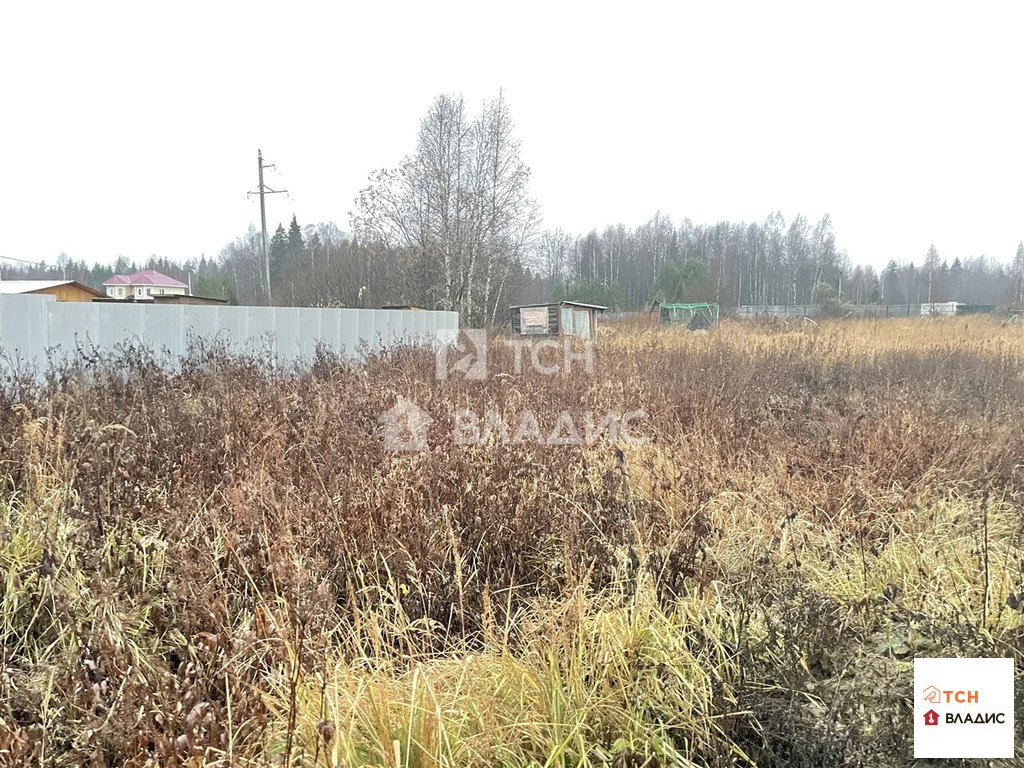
[103, 269, 189, 300]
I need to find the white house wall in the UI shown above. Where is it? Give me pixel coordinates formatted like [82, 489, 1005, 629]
[0, 294, 458, 373]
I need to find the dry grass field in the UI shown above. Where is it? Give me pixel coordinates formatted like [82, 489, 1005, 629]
[1, 317, 1023, 767]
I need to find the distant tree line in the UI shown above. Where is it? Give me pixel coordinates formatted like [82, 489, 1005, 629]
[534, 217, 1024, 310]
[8, 215, 1020, 314]
[4, 93, 1023, 315]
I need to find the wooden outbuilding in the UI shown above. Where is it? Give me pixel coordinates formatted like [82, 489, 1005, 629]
[92, 294, 228, 306]
[0, 280, 105, 302]
[510, 301, 607, 339]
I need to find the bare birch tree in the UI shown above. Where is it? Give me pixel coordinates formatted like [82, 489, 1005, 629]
[353, 93, 538, 323]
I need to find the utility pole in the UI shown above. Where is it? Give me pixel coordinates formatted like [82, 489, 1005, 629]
[248, 150, 287, 305]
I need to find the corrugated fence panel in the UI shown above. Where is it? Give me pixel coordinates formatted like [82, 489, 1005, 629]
[336, 310, 359, 358]
[48, 300, 93, 353]
[363, 311, 377, 348]
[274, 308, 301, 361]
[144, 305, 186, 355]
[412, 310, 428, 341]
[241, 306, 275, 354]
[375, 310, 393, 350]
[378, 310, 396, 348]
[187, 304, 222, 348]
[0, 295, 51, 366]
[0, 297, 460, 375]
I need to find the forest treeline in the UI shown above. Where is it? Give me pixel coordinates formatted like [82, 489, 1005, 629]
[4, 94, 1023, 317]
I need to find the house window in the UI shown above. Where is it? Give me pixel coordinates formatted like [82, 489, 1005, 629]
[147, 288, 152, 296]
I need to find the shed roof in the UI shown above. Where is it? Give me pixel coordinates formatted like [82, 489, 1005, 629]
[0, 280, 105, 297]
[509, 301, 608, 311]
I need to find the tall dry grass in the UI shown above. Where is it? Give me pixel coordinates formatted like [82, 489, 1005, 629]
[0, 316, 1022, 766]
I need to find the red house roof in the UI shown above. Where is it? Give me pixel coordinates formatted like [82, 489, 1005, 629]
[103, 269, 187, 288]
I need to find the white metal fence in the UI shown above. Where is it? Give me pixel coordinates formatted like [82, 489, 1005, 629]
[0, 294, 459, 372]
[736, 303, 960, 319]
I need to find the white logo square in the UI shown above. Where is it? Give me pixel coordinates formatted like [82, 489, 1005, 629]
[914, 657, 1014, 759]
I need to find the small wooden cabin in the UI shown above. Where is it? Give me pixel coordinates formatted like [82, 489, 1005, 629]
[0, 280, 105, 302]
[510, 301, 607, 339]
[92, 294, 228, 306]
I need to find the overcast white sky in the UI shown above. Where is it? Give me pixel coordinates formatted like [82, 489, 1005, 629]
[2, 1, 1021, 272]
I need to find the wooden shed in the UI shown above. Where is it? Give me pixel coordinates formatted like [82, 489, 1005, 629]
[92, 294, 229, 306]
[0, 280, 105, 302]
[510, 301, 607, 339]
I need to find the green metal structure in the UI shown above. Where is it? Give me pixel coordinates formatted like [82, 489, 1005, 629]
[956, 304, 997, 316]
[659, 302, 720, 330]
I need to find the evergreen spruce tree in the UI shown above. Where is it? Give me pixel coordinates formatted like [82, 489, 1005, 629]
[269, 223, 288, 283]
[287, 214, 305, 256]
[950, 257, 964, 301]
[281, 215, 308, 291]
